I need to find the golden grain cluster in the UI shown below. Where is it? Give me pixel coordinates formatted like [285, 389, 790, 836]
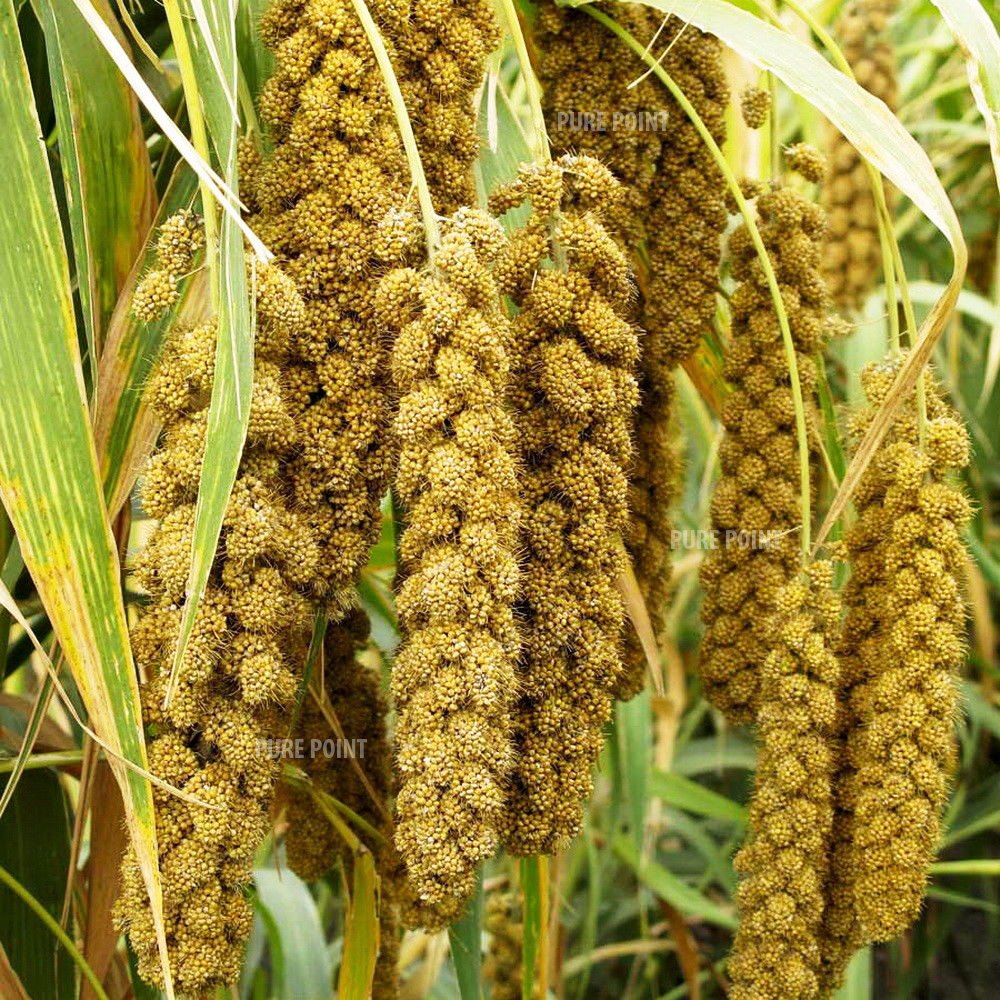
[380, 210, 522, 927]
[539, 5, 729, 698]
[117, 217, 314, 994]
[820, 357, 970, 990]
[490, 155, 640, 856]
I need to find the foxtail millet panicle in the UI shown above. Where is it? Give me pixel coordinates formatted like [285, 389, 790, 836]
[248, 0, 422, 604]
[130, 209, 204, 324]
[536, 1, 667, 248]
[117, 256, 317, 995]
[740, 86, 771, 130]
[377, 210, 523, 928]
[625, 18, 729, 699]
[490, 155, 639, 856]
[697, 184, 833, 724]
[537, 7, 730, 699]
[728, 560, 842, 1000]
[394, 0, 501, 214]
[819, 356, 971, 987]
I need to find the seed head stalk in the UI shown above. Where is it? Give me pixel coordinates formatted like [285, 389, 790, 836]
[349, 0, 441, 255]
[163, 0, 218, 304]
[779, 0, 925, 435]
[583, 4, 812, 560]
[496, 0, 551, 164]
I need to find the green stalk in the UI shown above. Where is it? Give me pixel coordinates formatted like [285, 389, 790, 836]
[0, 749, 85, 775]
[779, 0, 925, 435]
[279, 770, 388, 848]
[349, 0, 440, 254]
[163, 0, 219, 304]
[766, 70, 780, 180]
[586, 5, 813, 560]
[496, 0, 551, 163]
[0, 864, 110, 1000]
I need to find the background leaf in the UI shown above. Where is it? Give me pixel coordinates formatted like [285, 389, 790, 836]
[929, 0, 1000, 192]
[0, 770, 72, 1000]
[448, 867, 483, 1000]
[252, 868, 332, 1000]
[33, 0, 155, 387]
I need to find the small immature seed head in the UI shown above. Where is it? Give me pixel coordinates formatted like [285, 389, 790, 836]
[741, 85, 772, 129]
[132, 269, 179, 323]
[156, 210, 205, 276]
[785, 143, 828, 184]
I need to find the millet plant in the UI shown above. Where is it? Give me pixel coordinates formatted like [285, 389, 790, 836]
[0, 1, 997, 999]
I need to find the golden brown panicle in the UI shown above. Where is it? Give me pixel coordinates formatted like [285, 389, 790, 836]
[117, 252, 316, 995]
[819, 357, 971, 991]
[491, 156, 639, 856]
[823, 0, 899, 308]
[378, 211, 523, 928]
[537, 5, 729, 699]
[728, 560, 842, 1000]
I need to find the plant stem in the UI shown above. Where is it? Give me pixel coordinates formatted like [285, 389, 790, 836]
[0, 749, 84, 775]
[496, 0, 551, 163]
[586, 5, 813, 560]
[766, 70, 780, 180]
[0, 864, 110, 1000]
[780, 0, 924, 438]
[349, 0, 441, 254]
[538, 854, 551, 1000]
[163, 0, 219, 306]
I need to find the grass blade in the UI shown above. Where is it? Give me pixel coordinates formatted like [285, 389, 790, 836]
[165, 0, 253, 698]
[649, 770, 748, 827]
[33, 0, 155, 387]
[236, 0, 274, 109]
[0, 858, 109, 1000]
[252, 869, 333, 998]
[339, 852, 380, 1000]
[0, 770, 73, 998]
[929, 0, 1000, 194]
[0, 6, 172, 992]
[834, 947, 872, 1000]
[614, 836, 737, 930]
[0, 672, 54, 822]
[615, 690, 653, 852]
[448, 868, 483, 1000]
[521, 857, 542, 1000]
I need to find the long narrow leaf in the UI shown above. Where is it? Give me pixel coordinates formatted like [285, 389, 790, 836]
[520, 857, 542, 1000]
[339, 852, 380, 1000]
[0, 6, 172, 993]
[614, 837, 737, 930]
[34, 0, 155, 387]
[930, 0, 1000, 194]
[448, 868, 483, 1000]
[650, 770, 748, 827]
[167, 0, 253, 697]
